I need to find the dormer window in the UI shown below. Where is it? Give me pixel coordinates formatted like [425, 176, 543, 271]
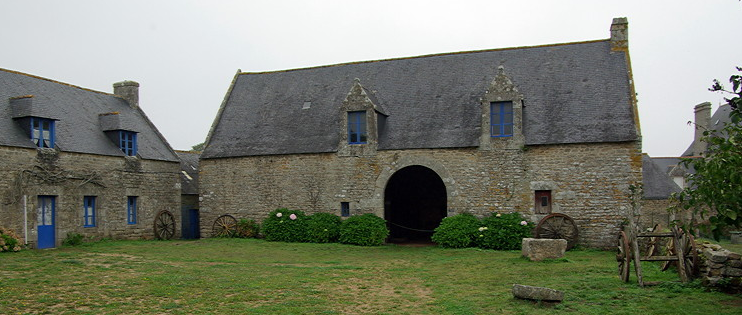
[30, 117, 56, 148]
[119, 131, 138, 156]
[490, 101, 513, 137]
[347, 111, 367, 144]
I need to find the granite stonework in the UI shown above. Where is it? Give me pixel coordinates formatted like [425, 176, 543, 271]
[522, 238, 567, 261]
[697, 243, 742, 293]
[0, 146, 180, 248]
[200, 141, 641, 248]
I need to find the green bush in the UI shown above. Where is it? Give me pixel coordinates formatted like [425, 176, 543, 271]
[431, 213, 480, 248]
[235, 219, 260, 238]
[62, 232, 85, 246]
[305, 213, 342, 243]
[0, 227, 23, 252]
[262, 208, 307, 242]
[475, 212, 534, 250]
[339, 214, 389, 246]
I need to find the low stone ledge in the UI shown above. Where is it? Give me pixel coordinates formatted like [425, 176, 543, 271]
[512, 284, 564, 302]
[522, 238, 567, 261]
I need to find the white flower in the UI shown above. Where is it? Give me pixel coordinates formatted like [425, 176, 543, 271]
[520, 221, 528, 226]
[289, 214, 297, 220]
[276, 213, 283, 218]
[478, 226, 488, 232]
[496, 213, 501, 217]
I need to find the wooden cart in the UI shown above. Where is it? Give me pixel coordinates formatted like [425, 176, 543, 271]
[616, 224, 699, 285]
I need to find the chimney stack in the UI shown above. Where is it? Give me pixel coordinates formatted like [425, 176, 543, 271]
[113, 81, 139, 109]
[692, 102, 712, 156]
[610, 17, 628, 51]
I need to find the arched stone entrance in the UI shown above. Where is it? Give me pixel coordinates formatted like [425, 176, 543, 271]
[384, 165, 447, 243]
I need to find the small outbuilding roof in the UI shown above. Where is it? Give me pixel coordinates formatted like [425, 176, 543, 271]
[642, 154, 682, 200]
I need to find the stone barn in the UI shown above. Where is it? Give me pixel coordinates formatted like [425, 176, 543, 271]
[199, 18, 642, 248]
[0, 68, 181, 248]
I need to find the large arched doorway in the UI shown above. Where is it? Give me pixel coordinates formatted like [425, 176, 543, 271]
[384, 165, 447, 243]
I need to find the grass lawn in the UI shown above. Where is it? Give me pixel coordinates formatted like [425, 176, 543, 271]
[1, 238, 741, 314]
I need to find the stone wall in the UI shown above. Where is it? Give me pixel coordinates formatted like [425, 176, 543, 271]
[639, 199, 673, 229]
[698, 243, 742, 293]
[0, 145, 181, 247]
[200, 141, 641, 248]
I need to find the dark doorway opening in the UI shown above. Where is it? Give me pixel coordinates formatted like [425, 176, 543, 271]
[384, 165, 447, 244]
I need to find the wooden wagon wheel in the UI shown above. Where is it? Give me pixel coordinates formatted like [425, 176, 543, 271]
[212, 214, 237, 237]
[644, 223, 661, 257]
[154, 210, 176, 240]
[616, 231, 631, 282]
[535, 213, 579, 250]
[680, 233, 699, 278]
[660, 235, 676, 271]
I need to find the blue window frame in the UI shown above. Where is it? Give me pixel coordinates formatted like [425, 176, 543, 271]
[490, 101, 514, 137]
[30, 117, 55, 148]
[83, 196, 96, 227]
[119, 131, 138, 156]
[127, 196, 137, 225]
[341, 202, 350, 217]
[347, 111, 367, 144]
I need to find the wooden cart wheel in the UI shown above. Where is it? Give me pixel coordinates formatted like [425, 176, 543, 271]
[681, 233, 699, 278]
[212, 214, 237, 237]
[660, 236, 676, 271]
[644, 223, 660, 257]
[617, 231, 631, 282]
[535, 213, 579, 250]
[154, 210, 176, 240]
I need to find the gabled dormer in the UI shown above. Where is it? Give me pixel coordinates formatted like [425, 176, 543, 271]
[480, 66, 525, 150]
[10, 95, 59, 149]
[337, 78, 387, 156]
[99, 112, 139, 157]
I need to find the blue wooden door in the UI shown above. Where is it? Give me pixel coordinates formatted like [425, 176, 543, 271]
[189, 209, 200, 239]
[37, 196, 56, 249]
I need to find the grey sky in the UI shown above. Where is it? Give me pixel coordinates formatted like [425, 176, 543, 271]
[1, 0, 740, 156]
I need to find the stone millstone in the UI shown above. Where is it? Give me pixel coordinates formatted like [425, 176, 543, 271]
[512, 284, 564, 302]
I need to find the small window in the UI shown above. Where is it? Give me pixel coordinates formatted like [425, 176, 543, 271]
[83, 196, 96, 227]
[30, 117, 55, 148]
[119, 131, 138, 156]
[535, 190, 552, 214]
[127, 196, 137, 225]
[490, 101, 513, 137]
[341, 202, 350, 217]
[347, 111, 367, 144]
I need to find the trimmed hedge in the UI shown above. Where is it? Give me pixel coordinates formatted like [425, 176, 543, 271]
[431, 213, 480, 248]
[475, 212, 534, 250]
[339, 214, 389, 246]
[262, 208, 307, 242]
[305, 213, 342, 243]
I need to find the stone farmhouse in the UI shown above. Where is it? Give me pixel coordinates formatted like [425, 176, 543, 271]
[200, 18, 642, 248]
[0, 68, 181, 249]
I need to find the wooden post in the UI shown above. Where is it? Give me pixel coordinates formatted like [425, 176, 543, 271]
[627, 212, 644, 287]
[673, 226, 689, 283]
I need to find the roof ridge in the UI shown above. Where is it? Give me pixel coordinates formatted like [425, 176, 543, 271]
[240, 39, 610, 75]
[0, 67, 116, 97]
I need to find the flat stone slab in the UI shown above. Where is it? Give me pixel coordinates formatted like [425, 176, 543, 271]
[522, 238, 567, 261]
[512, 284, 564, 302]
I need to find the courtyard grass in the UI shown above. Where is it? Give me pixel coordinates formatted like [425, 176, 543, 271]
[1, 238, 740, 314]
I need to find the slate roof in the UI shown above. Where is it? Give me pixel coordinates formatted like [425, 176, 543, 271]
[0, 68, 178, 162]
[176, 151, 200, 195]
[642, 154, 682, 200]
[682, 104, 733, 156]
[203, 40, 638, 159]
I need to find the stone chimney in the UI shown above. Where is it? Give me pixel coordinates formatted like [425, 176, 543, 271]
[113, 81, 139, 109]
[692, 102, 712, 156]
[610, 17, 628, 51]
